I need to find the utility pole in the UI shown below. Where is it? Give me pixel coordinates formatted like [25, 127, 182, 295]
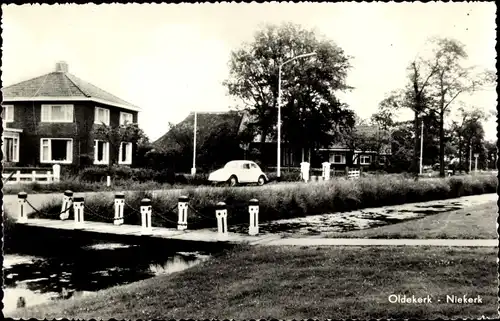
[419, 117, 424, 175]
[191, 111, 197, 175]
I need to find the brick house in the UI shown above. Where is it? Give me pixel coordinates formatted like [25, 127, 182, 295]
[1, 61, 140, 168]
[316, 125, 392, 169]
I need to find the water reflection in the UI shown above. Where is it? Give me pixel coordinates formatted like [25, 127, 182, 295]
[3, 244, 210, 314]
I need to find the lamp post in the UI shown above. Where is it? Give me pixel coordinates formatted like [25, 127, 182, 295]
[419, 114, 424, 175]
[191, 111, 197, 175]
[469, 143, 472, 173]
[277, 52, 317, 178]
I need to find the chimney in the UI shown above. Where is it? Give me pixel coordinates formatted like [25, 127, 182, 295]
[55, 61, 69, 73]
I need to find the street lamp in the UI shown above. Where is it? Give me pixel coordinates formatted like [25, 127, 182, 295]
[474, 153, 479, 172]
[419, 113, 424, 175]
[277, 52, 317, 178]
[191, 111, 197, 175]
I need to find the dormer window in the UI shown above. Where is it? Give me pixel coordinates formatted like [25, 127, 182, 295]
[1, 105, 14, 122]
[95, 107, 110, 126]
[41, 105, 73, 123]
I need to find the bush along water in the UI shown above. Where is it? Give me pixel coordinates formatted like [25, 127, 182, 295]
[34, 174, 497, 230]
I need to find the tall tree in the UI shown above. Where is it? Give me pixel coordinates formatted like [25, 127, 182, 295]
[376, 54, 438, 177]
[426, 37, 495, 176]
[93, 123, 148, 169]
[224, 22, 355, 156]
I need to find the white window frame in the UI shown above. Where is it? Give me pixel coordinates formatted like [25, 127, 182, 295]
[360, 155, 372, 165]
[330, 153, 346, 164]
[119, 112, 133, 126]
[2, 132, 20, 162]
[41, 104, 74, 123]
[2, 105, 14, 122]
[94, 140, 110, 165]
[118, 142, 133, 165]
[94, 107, 110, 126]
[40, 138, 73, 164]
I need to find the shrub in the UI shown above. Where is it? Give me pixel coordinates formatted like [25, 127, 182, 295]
[35, 173, 497, 231]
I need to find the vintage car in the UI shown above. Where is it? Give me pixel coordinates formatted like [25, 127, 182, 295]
[208, 160, 268, 186]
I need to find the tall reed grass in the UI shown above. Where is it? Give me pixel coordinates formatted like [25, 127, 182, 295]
[34, 174, 497, 229]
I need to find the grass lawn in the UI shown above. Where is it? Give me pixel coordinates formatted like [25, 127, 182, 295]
[9, 245, 497, 319]
[323, 200, 498, 239]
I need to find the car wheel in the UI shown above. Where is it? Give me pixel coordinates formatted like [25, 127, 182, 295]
[257, 175, 266, 186]
[228, 175, 238, 187]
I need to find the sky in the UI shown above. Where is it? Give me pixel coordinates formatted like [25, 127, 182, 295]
[1, 2, 497, 142]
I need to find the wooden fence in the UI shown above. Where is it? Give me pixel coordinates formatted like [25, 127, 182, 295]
[2, 164, 61, 185]
[347, 169, 360, 180]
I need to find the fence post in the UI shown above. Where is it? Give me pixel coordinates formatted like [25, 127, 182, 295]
[114, 193, 125, 225]
[141, 198, 152, 234]
[300, 162, 310, 183]
[72, 197, 85, 228]
[17, 192, 28, 223]
[107, 176, 111, 187]
[215, 202, 228, 240]
[46, 170, 52, 183]
[16, 170, 21, 183]
[248, 199, 259, 236]
[31, 170, 36, 182]
[322, 162, 331, 181]
[177, 195, 189, 230]
[60, 190, 73, 220]
[52, 164, 61, 183]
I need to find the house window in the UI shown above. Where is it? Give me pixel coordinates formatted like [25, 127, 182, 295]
[95, 107, 110, 125]
[41, 105, 74, 123]
[329, 153, 346, 164]
[379, 155, 387, 165]
[360, 155, 372, 165]
[120, 112, 133, 126]
[2, 134, 19, 162]
[118, 142, 132, 165]
[94, 140, 109, 165]
[40, 138, 73, 163]
[1, 105, 14, 122]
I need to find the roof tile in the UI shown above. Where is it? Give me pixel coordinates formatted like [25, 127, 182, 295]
[2, 69, 137, 110]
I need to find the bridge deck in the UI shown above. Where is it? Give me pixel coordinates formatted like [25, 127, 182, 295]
[18, 218, 279, 245]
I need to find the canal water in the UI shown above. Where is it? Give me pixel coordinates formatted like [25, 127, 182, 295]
[3, 241, 210, 315]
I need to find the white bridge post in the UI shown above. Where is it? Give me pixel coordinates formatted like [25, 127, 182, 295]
[114, 193, 125, 225]
[60, 190, 73, 220]
[17, 192, 28, 223]
[177, 195, 189, 230]
[72, 197, 85, 228]
[248, 199, 259, 236]
[141, 198, 152, 234]
[215, 202, 228, 241]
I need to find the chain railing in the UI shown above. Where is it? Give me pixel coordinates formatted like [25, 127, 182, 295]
[25, 199, 72, 218]
[84, 204, 115, 222]
[15, 191, 261, 238]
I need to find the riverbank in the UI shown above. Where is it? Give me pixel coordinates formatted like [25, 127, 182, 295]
[32, 174, 498, 230]
[9, 244, 497, 319]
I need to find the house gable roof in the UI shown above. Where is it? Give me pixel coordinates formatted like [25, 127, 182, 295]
[2, 62, 140, 111]
[153, 110, 245, 151]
